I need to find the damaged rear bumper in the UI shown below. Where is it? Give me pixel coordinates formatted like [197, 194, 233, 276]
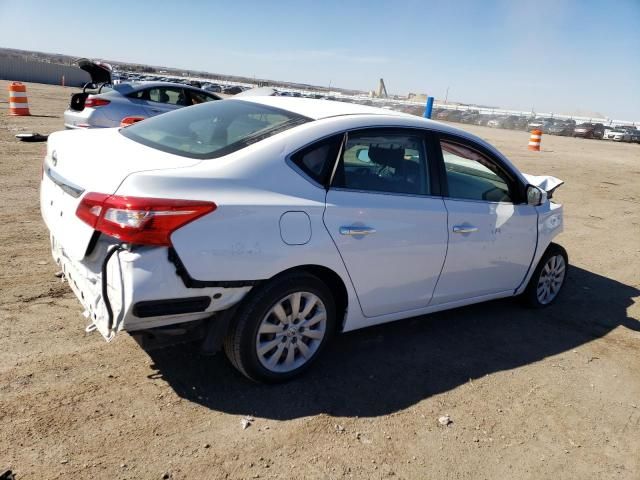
[51, 234, 252, 340]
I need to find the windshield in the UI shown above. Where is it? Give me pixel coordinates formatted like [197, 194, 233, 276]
[120, 99, 310, 159]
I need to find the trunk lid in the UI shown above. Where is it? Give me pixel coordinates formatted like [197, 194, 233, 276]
[77, 58, 113, 84]
[41, 128, 201, 260]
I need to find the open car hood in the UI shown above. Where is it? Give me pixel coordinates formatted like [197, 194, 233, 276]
[523, 173, 564, 197]
[77, 58, 112, 84]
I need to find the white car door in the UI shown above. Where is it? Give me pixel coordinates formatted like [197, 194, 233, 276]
[323, 129, 448, 318]
[431, 137, 538, 305]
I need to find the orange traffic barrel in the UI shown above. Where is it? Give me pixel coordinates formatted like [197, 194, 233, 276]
[528, 129, 542, 151]
[8, 82, 31, 116]
[120, 116, 145, 127]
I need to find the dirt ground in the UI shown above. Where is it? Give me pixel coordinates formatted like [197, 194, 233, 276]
[0, 81, 639, 480]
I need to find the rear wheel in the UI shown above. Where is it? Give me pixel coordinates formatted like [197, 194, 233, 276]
[522, 243, 568, 308]
[224, 272, 336, 383]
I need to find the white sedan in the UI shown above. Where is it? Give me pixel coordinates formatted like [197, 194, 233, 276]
[605, 129, 632, 142]
[41, 97, 567, 382]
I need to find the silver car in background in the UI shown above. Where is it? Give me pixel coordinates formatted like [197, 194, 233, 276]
[64, 81, 221, 129]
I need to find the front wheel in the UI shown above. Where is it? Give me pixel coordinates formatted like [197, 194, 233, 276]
[224, 271, 336, 383]
[522, 243, 568, 308]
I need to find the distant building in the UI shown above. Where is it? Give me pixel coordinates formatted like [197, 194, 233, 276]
[407, 92, 429, 102]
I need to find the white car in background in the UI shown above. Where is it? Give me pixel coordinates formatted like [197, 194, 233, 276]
[41, 97, 567, 382]
[64, 82, 221, 129]
[605, 128, 632, 142]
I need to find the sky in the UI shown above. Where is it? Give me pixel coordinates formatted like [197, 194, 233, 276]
[1, 0, 639, 120]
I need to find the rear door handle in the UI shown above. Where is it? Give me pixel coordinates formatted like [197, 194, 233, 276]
[339, 226, 376, 236]
[452, 225, 478, 234]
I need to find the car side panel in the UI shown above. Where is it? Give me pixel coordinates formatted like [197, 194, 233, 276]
[101, 97, 149, 123]
[115, 137, 364, 329]
[323, 190, 448, 317]
[514, 201, 564, 295]
[432, 200, 538, 304]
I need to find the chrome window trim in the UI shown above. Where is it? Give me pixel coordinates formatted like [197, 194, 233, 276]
[329, 186, 444, 200]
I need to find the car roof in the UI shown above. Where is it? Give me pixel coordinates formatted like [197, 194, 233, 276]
[234, 96, 413, 121]
[119, 81, 202, 92]
[229, 97, 511, 156]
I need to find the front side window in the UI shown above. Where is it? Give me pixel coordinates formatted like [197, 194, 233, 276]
[120, 99, 310, 159]
[440, 140, 512, 202]
[333, 131, 428, 195]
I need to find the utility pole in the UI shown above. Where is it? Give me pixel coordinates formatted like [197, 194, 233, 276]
[444, 86, 450, 104]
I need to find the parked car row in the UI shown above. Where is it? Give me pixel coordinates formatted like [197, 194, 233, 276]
[432, 108, 639, 142]
[116, 71, 253, 95]
[434, 109, 533, 131]
[602, 125, 640, 142]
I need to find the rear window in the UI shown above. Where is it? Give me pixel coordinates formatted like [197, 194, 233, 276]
[120, 100, 310, 159]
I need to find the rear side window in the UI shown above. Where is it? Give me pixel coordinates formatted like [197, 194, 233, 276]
[120, 100, 310, 159]
[333, 131, 429, 195]
[189, 90, 218, 105]
[148, 87, 187, 105]
[290, 135, 343, 186]
[127, 89, 150, 100]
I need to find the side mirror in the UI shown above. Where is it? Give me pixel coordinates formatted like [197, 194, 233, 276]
[526, 185, 547, 206]
[355, 148, 371, 163]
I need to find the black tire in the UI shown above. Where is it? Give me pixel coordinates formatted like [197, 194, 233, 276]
[521, 243, 569, 308]
[223, 271, 336, 383]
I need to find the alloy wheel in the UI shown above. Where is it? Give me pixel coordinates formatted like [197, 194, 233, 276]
[536, 254, 566, 305]
[256, 292, 327, 373]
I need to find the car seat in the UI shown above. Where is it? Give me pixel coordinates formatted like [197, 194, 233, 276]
[368, 145, 420, 193]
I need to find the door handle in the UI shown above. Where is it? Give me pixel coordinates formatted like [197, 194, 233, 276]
[452, 225, 478, 234]
[339, 226, 376, 236]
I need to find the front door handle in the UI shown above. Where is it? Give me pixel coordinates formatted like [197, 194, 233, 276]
[452, 225, 478, 234]
[339, 226, 376, 236]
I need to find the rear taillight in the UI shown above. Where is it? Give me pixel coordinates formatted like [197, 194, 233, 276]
[84, 98, 111, 108]
[76, 193, 216, 246]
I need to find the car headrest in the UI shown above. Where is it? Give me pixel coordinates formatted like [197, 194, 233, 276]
[368, 145, 405, 169]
